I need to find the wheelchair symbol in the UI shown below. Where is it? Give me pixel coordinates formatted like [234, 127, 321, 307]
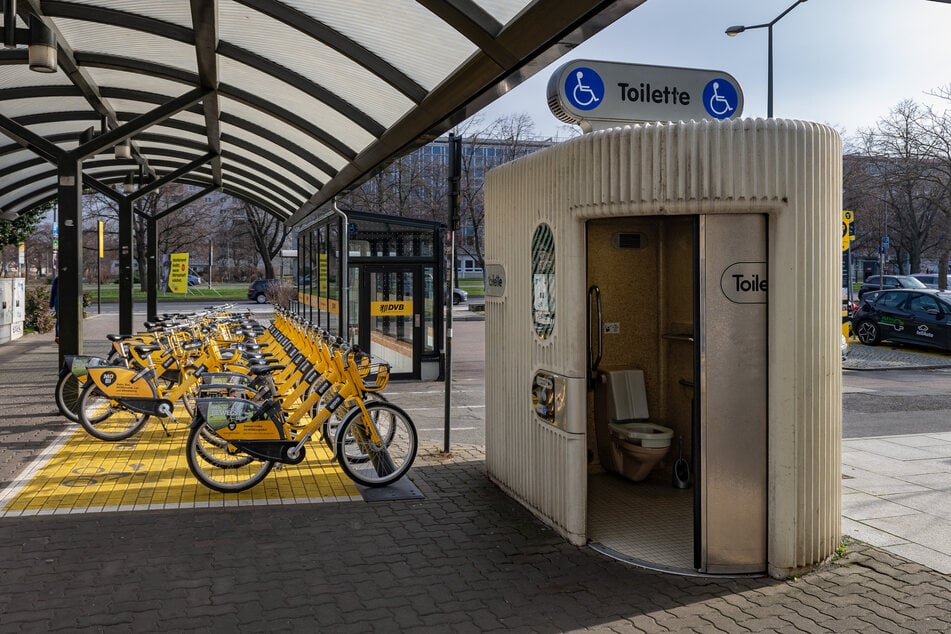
[566, 67, 604, 111]
[573, 72, 599, 107]
[702, 79, 739, 120]
[708, 83, 733, 116]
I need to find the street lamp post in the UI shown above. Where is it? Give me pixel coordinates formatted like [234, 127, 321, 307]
[726, 0, 808, 118]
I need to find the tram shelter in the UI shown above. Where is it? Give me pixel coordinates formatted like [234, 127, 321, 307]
[296, 209, 448, 380]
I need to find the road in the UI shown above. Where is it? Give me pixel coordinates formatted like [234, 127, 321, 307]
[843, 367, 951, 438]
[85, 301, 944, 444]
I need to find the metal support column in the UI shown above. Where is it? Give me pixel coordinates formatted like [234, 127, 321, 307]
[57, 159, 83, 360]
[118, 195, 134, 333]
[147, 215, 158, 321]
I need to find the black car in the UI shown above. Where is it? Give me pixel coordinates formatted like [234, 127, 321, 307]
[247, 279, 278, 303]
[857, 275, 927, 299]
[852, 288, 951, 351]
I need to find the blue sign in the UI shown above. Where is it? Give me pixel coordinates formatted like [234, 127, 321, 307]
[702, 79, 739, 119]
[564, 67, 604, 111]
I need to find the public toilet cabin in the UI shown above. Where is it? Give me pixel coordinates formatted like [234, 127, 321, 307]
[484, 118, 842, 578]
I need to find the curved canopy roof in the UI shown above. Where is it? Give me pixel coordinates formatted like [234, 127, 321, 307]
[0, 0, 642, 226]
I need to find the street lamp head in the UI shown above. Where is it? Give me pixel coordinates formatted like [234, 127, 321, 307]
[725, 25, 746, 36]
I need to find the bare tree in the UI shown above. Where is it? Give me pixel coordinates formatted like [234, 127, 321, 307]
[343, 152, 429, 219]
[920, 85, 951, 287]
[851, 101, 944, 274]
[452, 113, 543, 277]
[337, 112, 550, 279]
[238, 200, 290, 279]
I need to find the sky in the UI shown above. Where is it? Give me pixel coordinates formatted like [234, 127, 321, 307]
[472, 0, 951, 142]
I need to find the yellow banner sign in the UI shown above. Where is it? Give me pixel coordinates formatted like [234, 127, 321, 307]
[168, 252, 189, 294]
[842, 210, 855, 253]
[370, 300, 413, 317]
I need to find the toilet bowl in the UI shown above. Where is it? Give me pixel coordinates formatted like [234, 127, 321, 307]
[597, 369, 674, 482]
[609, 421, 674, 481]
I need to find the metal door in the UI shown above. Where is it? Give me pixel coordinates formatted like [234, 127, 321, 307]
[358, 266, 421, 379]
[698, 214, 768, 574]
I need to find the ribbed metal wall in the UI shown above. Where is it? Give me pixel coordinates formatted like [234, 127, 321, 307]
[485, 118, 842, 576]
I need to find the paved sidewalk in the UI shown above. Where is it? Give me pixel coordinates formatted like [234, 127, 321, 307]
[0, 316, 950, 632]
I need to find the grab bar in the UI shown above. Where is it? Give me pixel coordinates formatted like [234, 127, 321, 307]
[587, 285, 602, 388]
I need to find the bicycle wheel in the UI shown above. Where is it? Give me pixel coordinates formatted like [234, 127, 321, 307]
[185, 424, 273, 493]
[194, 425, 256, 469]
[335, 401, 417, 487]
[179, 383, 199, 418]
[76, 382, 151, 441]
[55, 369, 82, 422]
[320, 392, 387, 455]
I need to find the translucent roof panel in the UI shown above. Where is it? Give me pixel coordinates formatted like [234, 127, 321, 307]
[79, 0, 194, 29]
[220, 121, 332, 184]
[219, 96, 348, 172]
[280, 0, 476, 90]
[0, 97, 92, 119]
[217, 57, 375, 152]
[0, 174, 55, 209]
[0, 0, 642, 222]
[0, 66, 74, 90]
[474, 0, 536, 26]
[0, 147, 49, 173]
[217, 3, 414, 128]
[84, 69, 191, 102]
[50, 18, 198, 75]
[221, 141, 317, 193]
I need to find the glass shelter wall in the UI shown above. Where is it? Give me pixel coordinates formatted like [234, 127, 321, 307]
[297, 210, 447, 380]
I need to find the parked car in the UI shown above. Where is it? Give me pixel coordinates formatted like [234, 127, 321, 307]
[857, 275, 927, 299]
[187, 274, 201, 286]
[453, 288, 468, 305]
[912, 273, 940, 288]
[852, 288, 951, 351]
[247, 279, 278, 303]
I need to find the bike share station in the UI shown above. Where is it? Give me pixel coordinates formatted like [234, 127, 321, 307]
[484, 60, 842, 578]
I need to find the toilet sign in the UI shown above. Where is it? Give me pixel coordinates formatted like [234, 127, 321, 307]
[720, 261, 767, 304]
[548, 59, 743, 131]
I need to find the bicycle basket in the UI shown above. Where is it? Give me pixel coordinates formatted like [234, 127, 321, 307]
[360, 362, 390, 392]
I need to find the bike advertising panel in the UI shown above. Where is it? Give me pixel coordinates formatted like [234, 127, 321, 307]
[547, 59, 743, 131]
[168, 252, 189, 294]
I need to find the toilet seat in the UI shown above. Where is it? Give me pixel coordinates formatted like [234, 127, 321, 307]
[608, 421, 674, 448]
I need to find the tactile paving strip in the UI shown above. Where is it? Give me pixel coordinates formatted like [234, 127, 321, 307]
[0, 417, 362, 517]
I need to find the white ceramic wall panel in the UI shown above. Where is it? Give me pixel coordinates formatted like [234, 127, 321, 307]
[485, 119, 842, 577]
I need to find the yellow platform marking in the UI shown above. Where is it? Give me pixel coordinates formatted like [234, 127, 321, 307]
[1, 416, 361, 517]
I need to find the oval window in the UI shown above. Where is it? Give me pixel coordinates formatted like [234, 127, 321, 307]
[531, 223, 555, 339]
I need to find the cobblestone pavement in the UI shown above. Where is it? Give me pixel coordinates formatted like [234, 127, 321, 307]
[1, 317, 950, 632]
[843, 341, 951, 371]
